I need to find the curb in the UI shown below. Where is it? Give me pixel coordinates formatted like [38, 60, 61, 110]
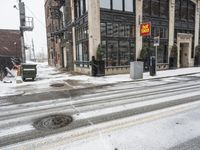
[0, 91, 25, 99]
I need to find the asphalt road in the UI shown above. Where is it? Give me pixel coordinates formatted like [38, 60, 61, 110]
[1, 74, 200, 149]
[168, 136, 200, 150]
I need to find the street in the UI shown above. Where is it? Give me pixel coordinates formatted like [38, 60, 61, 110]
[1, 73, 200, 149]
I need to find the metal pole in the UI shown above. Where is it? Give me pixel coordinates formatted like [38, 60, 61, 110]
[155, 45, 157, 75]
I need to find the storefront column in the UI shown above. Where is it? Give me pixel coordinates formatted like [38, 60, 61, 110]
[88, 0, 101, 59]
[168, 0, 175, 58]
[194, 1, 200, 55]
[135, 0, 143, 60]
[70, 0, 76, 71]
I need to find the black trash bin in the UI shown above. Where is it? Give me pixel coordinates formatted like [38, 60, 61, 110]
[150, 56, 156, 76]
[91, 57, 105, 77]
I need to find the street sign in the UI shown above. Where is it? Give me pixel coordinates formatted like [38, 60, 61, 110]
[140, 22, 151, 36]
[154, 36, 160, 46]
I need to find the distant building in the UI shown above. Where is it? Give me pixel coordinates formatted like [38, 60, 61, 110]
[45, 0, 200, 75]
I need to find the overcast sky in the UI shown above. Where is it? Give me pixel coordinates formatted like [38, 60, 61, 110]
[0, 0, 47, 56]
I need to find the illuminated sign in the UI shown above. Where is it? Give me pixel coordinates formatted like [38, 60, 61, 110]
[140, 22, 151, 36]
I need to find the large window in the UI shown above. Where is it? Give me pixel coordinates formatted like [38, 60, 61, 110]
[100, 0, 135, 12]
[100, 0, 111, 9]
[100, 22, 135, 67]
[75, 25, 89, 67]
[124, 0, 133, 12]
[113, 0, 123, 11]
[143, 0, 168, 18]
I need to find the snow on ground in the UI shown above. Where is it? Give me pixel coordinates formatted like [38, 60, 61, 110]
[0, 61, 200, 97]
[52, 102, 200, 150]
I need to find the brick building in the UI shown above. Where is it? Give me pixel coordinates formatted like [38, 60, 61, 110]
[45, 0, 200, 75]
[0, 29, 22, 80]
[0, 29, 22, 58]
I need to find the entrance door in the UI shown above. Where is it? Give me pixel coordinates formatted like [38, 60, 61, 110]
[179, 43, 189, 68]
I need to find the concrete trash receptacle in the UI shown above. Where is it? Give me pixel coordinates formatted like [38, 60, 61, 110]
[130, 61, 144, 80]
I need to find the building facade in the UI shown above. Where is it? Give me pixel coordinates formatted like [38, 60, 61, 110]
[45, 0, 200, 75]
[0, 29, 22, 80]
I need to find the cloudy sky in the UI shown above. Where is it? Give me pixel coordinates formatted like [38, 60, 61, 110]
[0, 0, 47, 56]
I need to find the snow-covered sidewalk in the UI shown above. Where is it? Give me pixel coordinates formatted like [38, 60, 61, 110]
[0, 61, 200, 97]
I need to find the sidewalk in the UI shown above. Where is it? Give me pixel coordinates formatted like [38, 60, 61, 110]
[0, 62, 200, 97]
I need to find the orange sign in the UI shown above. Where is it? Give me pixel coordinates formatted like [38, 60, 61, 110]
[140, 22, 151, 36]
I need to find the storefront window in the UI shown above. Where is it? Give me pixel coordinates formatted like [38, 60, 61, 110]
[107, 41, 118, 66]
[107, 23, 113, 37]
[119, 41, 129, 65]
[101, 23, 106, 36]
[113, 24, 119, 37]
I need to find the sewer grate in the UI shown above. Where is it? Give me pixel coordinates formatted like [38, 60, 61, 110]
[50, 83, 65, 87]
[33, 114, 73, 131]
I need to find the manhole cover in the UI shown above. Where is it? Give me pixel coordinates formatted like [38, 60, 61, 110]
[33, 114, 73, 130]
[50, 83, 65, 87]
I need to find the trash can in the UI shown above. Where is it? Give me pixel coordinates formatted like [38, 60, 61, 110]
[21, 63, 37, 81]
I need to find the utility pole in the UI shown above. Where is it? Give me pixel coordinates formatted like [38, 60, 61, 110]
[18, 0, 34, 63]
[31, 39, 36, 62]
[18, 0, 26, 63]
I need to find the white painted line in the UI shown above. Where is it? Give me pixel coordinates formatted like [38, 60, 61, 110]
[0, 124, 34, 138]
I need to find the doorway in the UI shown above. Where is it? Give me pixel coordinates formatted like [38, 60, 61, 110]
[179, 43, 189, 68]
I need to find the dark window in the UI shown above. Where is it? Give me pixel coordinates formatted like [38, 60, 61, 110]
[100, 0, 111, 9]
[181, 0, 188, 21]
[160, 0, 168, 18]
[151, 0, 159, 17]
[143, 0, 151, 16]
[188, 1, 195, 22]
[157, 44, 168, 63]
[175, 0, 181, 20]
